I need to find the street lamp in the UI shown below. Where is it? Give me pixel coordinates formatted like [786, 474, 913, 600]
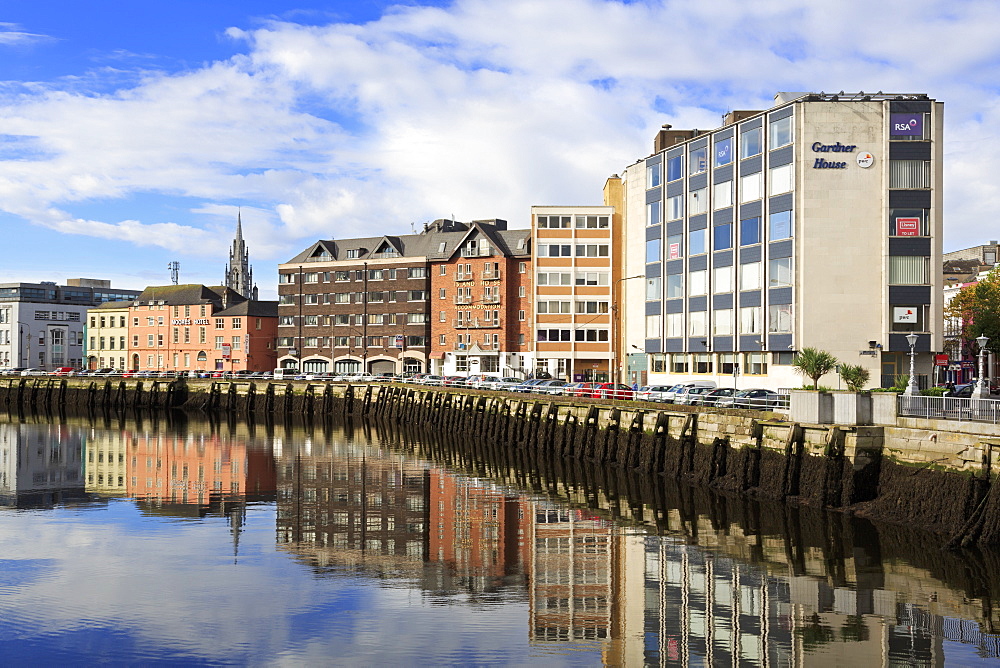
[973, 334, 990, 399]
[904, 333, 918, 396]
[611, 274, 644, 383]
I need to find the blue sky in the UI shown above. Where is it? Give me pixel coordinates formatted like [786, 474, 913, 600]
[2, 0, 999, 299]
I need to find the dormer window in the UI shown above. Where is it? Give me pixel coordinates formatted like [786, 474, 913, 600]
[346, 249, 361, 259]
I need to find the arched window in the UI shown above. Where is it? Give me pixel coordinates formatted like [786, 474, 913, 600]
[197, 351, 207, 362]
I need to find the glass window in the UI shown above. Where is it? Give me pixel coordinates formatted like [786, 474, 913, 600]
[891, 305, 927, 332]
[647, 162, 661, 188]
[689, 228, 707, 256]
[769, 115, 793, 149]
[645, 239, 661, 263]
[745, 351, 767, 374]
[713, 308, 733, 336]
[740, 306, 761, 334]
[769, 257, 792, 287]
[889, 209, 929, 237]
[741, 126, 762, 158]
[714, 137, 733, 167]
[666, 234, 682, 260]
[768, 304, 793, 333]
[645, 277, 661, 301]
[769, 210, 792, 240]
[713, 224, 732, 251]
[769, 163, 793, 195]
[690, 147, 707, 175]
[740, 261, 762, 291]
[740, 217, 761, 246]
[666, 195, 683, 220]
[689, 188, 708, 216]
[713, 265, 733, 293]
[666, 155, 683, 181]
[890, 160, 930, 188]
[689, 311, 707, 337]
[671, 353, 690, 373]
[666, 313, 684, 337]
[645, 315, 661, 338]
[740, 172, 762, 202]
[646, 200, 661, 227]
[666, 274, 684, 299]
[713, 180, 732, 209]
[889, 256, 929, 285]
[689, 270, 708, 296]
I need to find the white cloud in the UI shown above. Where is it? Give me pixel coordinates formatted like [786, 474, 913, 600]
[1, 0, 1000, 265]
[0, 22, 52, 47]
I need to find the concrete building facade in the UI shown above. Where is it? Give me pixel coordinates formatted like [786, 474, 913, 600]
[621, 92, 944, 390]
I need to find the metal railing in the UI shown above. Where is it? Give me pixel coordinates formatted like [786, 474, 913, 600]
[898, 394, 1000, 424]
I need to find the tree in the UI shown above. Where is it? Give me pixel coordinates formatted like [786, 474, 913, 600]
[945, 268, 1000, 358]
[838, 363, 871, 392]
[792, 347, 838, 390]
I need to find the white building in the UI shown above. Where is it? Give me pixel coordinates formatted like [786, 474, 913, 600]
[620, 92, 943, 390]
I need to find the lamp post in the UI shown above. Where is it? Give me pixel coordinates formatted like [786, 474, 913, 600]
[973, 334, 990, 399]
[904, 333, 918, 396]
[611, 274, 644, 383]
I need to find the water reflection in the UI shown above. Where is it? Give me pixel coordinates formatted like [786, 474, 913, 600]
[1, 412, 999, 665]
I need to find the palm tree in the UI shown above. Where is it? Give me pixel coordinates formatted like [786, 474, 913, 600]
[838, 364, 871, 392]
[792, 347, 839, 390]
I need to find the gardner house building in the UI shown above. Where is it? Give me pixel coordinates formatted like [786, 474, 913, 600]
[618, 92, 943, 390]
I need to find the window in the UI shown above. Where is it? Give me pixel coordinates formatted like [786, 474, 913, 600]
[215, 336, 225, 349]
[740, 261, 762, 291]
[541, 244, 572, 257]
[519, 286, 526, 297]
[645, 277, 661, 301]
[690, 146, 707, 175]
[278, 273, 296, 284]
[367, 269, 383, 280]
[892, 305, 927, 332]
[889, 256, 929, 285]
[367, 291, 385, 303]
[538, 301, 571, 314]
[346, 249, 360, 259]
[367, 314, 383, 325]
[408, 290, 427, 301]
[408, 267, 427, 279]
[574, 244, 609, 257]
[666, 234, 682, 260]
[769, 115, 793, 149]
[769, 163, 793, 194]
[713, 181, 732, 209]
[713, 265, 733, 293]
[647, 162, 661, 188]
[769, 257, 792, 287]
[889, 209, 929, 237]
[231, 335, 242, 349]
[741, 126, 762, 158]
[666, 274, 683, 299]
[769, 210, 792, 240]
[231, 318, 241, 330]
[334, 293, 350, 304]
[666, 312, 683, 337]
[575, 301, 609, 314]
[741, 216, 761, 246]
[688, 311, 707, 336]
[334, 271, 350, 281]
[537, 272, 572, 286]
[740, 172, 762, 202]
[713, 224, 732, 251]
[890, 160, 930, 188]
[713, 308, 733, 335]
[688, 228, 707, 256]
[740, 306, 761, 334]
[745, 351, 767, 374]
[646, 239, 661, 263]
[646, 200, 661, 227]
[720, 352, 737, 374]
[304, 294, 319, 305]
[689, 188, 708, 216]
[304, 272, 319, 283]
[666, 195, 683, 221]
[689, 270, 707, 296]
[666, 155, 683, 181]
[215, 318, 224, 329]
[645, 314, 661, 338]
[573, 329, 609, 342]
[518, 262, 526, 274]
[439, 265, 447, 276]
[574, 272, 608, 286]
[714, 137, 733, 167]
[671, 353, 689, 373]
[768, 304, 793, 333]
[518, 310, 525, 321]
[574, 215, 609, 229]
[538, 215, 570, 228]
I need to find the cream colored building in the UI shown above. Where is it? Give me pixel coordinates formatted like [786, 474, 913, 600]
[86, 301, 132, 370]
[620, 92, 944, 390]
[530, 205, 618, 381]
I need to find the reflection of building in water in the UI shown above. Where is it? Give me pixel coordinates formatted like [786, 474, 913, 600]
[85, 428, 129, 496]
[125, 429, 275, 517]
[528, 503, 614, 645]
[0, 422, 89, 507]
[275, 439, 430, 575]
[427, 470, 529, 591]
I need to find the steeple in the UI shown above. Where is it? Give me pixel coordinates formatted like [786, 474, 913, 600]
[224, 210, 257, 300]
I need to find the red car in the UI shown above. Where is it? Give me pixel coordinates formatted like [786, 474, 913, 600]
[571, 382, 599, 397]
[591, 382, 634, 400]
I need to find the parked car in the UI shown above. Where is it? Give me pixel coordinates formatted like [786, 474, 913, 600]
[673, 385, 718, 405]
[592, 382, 634, 400]
[421, 375, 445, 386]
[948, 383, 976, 398]
[535, 379, 569, 395]
[570, 382, 600, 398]
[660, 381, 716, 404]
[485, 377, 522, 391]
[4, 367, 28, 376]
[698, 388, 738, 406]
[560, 381, 586, 396]
[442, 375, 469, 387]
[634, 384, 676, 402]
[717, 388, 784, 410]
[21, 368, 46, 376]
[512, 379, 547, 393]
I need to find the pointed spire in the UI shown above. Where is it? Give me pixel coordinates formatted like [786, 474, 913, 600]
[224, 209, 254, 300]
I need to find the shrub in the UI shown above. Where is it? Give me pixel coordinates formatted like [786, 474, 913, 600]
[838, 364, 871, 392]
[792, 348, 839, 390]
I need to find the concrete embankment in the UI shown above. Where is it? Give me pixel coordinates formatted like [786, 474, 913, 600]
[5, 377, 1000, 546]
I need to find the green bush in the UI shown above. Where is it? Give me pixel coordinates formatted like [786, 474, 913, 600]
[838, 364, 871, 392]
[920, 386, 948, 397]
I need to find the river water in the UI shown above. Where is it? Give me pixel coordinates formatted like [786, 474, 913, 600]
[1, 412, 1000, 666]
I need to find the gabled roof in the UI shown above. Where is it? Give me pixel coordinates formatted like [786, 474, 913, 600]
[215, 300, 278, 318]
[135, 284, 246, 307]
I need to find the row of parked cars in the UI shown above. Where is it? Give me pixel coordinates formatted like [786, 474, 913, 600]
[634, 382, 787, 409]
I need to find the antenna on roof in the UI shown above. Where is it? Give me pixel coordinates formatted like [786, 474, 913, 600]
[168, 261, 180, 285]
[411, 222, 415, 233]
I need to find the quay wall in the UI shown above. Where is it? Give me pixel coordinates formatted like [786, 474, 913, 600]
[4, 377, 1000, 546]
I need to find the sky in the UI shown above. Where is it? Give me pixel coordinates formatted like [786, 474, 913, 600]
[1, 0, 999, 300]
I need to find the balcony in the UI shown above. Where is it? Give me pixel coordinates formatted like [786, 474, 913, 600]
[454, 341, 496, 351]
[481, 269, 501, 281]
[454, 296, 472, 305]
[452, 318, 501, 329]
[455, 273, 474, 282]
[481, 294, 501, 304]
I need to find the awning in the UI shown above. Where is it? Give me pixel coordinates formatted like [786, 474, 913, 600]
[429, 352, 445, 359]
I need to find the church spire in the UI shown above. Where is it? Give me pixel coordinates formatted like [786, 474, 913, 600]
[224, 210, 256, 300]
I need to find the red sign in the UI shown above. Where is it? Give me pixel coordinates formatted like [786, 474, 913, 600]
[221, 344, 231, 360]
[896, 217, 920, 236]
[668, 243, 680, 259]
[935, 354, 949, 367]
